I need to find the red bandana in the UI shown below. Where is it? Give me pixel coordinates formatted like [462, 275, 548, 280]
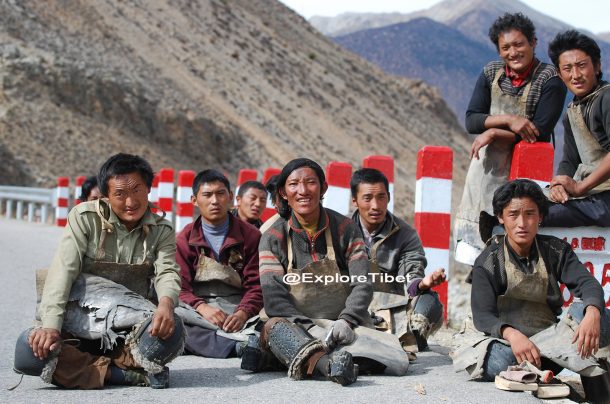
[506, 60, 535, 87]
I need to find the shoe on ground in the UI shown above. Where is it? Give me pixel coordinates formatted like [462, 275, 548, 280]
[494, 375, 537, 392]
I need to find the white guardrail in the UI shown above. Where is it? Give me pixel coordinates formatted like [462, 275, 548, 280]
[0, 185, 55, 224]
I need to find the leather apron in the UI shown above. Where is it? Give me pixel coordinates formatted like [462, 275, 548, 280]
[286, 226, 349, 320]
[566, 83, 610, 197]
[87, 198, 156, 299]
[455, 66, 538, 251]
[190, 248, 259, 339]
[497, 238, 557, 337]
[367, 226, 411, 341]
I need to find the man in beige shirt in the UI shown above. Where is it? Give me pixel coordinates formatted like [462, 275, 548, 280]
[14, 153, 183, 389]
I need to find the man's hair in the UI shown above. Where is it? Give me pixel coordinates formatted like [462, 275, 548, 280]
[80, 175, 98, 201]
[548, 30, 603, 81]
[237, 180, 267, 198]
[350, 168, 389, 198]
[192, 169, 231, 196]
[277, 158, 326, 219]
[488, 13, 536, 50]
[98, 153, 154, 196]
[492, 179, 549, 218]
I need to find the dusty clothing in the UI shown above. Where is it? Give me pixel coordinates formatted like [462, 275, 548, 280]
[177, 214, 263, 318]
[352, 211, 426, 296]
[259, 207, 372, 328]
[231, 208, 263, 229]
[471, 234, 605, 338]
[456, 62, 564, 258]
[38, 199, 181, 331]
[466, 60, 566, 140]
[545, 83, 610, 227]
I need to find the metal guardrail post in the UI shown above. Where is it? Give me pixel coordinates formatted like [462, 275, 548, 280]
[28, 202, 36, 222]
[6, 200, 14, 219]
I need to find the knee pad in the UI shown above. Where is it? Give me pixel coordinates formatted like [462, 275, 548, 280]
[410, 292, 444, 339]
[127, 314, 185, 374]
[13, 328, 60, 383]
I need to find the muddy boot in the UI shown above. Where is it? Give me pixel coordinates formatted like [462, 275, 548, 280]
[310, 351, 358, 386]
[240, 335, 283, 372]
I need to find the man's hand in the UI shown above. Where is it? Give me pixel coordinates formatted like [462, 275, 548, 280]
[506, 116, 539, 142]
[223, 310, 248, 333]
[28, 328, 61, 359]
[549, 183, 570, 203]
[502, 326, 541, 368]
[572, 306, 601, 359]
[196, 303, 228, 328]
[550, 175, 583, 199]
[419, 269, 446, 291]
[470, 131, 495, 160]
[150, 296, 175, 340]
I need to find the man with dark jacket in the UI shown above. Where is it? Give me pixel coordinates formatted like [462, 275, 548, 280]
[545, 30, 610, 227]
[350, 168, 445, 353]
[177, 169, 263, 358]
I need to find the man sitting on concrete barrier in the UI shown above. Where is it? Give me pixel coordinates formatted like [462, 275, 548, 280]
[231, 180, 268, 229]
[14, 153, 184, 389]
[241, 158, 408, 386]
[453, 179, 610, 401]
[177, 169, 263, 358]
[455, 12, 565, 262]
[544, 30, 610, 227]
[350, 168, 445, 354]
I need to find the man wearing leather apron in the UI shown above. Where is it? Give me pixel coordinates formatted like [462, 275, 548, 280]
[242, 158, 408, 386]
[177, 169, 263, 358]
[350, 168, 445, 356]
[13, 153, 184, 389]
[545, 30, 610, 228]
[454, 12, 565, 264]
[453, 180, 610, 402]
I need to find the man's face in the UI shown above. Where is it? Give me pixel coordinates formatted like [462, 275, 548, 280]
[352, 182, 389, 233]
[192, 181, 232, 226]
[498, 29, 536, 74]
[236, 187, 268, 222]
[106, 172, 150, 231]
[87, 186, 102, 201]
[498, 197, 541, 253]
[558, 49, 601, 98]
[281, 167, 327, 222]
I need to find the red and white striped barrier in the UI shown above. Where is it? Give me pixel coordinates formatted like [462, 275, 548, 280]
[234, 169, 258, 205]
[55, 177, 70, 227]
[157, 168, 174, 223]
[414, 146, 453, 320]
[74, 175, 86, 205]
[363, 155, 394, 212]
[175, 170, 195, 233]
[261, 167, 281, 222]
[509, 141, 554, 187]
[511, 141, 610, 308]
[149, 174, 160, 213]
[323, 161, 352, 216]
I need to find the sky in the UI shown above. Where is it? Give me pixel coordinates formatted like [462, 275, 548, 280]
[279, 0, 609, 34]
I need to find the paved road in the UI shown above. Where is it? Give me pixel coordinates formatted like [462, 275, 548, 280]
[0, 218, 554, 403]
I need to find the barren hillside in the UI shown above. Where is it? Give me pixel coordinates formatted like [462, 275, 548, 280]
[0, 0, 470, 216]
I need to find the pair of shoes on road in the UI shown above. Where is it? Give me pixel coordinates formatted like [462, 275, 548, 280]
[494, 375, 569, 398]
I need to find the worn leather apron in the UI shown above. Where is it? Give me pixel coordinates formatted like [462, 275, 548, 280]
[367, 226, 411, 341]
[191, 249, 258, 339]
[87, 198, 156, 299]
[285, 226, 409, 375]
[497, 238, 557, 337]
[566, 83, 610, 197]
[455, 66, 538, 252]
[286, 227, 349, 319]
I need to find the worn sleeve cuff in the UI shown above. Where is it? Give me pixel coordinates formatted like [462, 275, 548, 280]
[41, 316, 62, 331]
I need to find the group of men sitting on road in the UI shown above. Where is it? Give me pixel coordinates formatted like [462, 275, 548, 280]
[12, 13, 610, 401]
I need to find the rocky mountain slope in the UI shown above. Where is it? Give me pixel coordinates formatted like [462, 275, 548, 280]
[0, 0, 471, 216]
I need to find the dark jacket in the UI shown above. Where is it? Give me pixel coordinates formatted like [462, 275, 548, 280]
[352, 210, 427, 297]
[471, 234, 605, 338]
[177, 215, 263, 318]
[259, 207, 372, 328]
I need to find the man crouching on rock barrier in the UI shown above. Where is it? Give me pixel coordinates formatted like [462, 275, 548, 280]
[240, 158, 409, 386]
[453, 179, 610, 401]
[13, 153, 184, 389]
